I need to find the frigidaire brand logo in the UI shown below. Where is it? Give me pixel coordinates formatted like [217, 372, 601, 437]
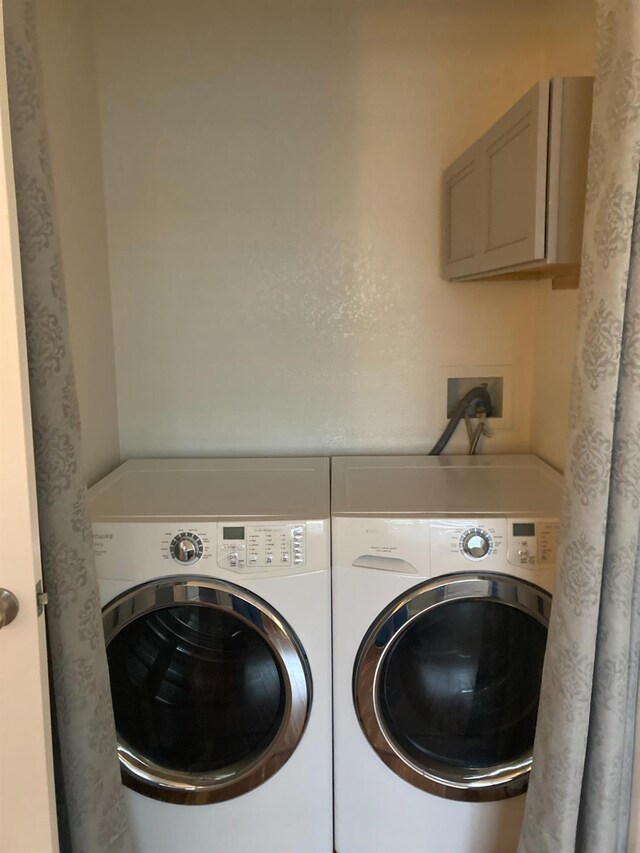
[93, 533, 113, 540]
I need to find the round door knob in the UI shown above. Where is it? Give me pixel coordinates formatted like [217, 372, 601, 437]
[0, 588, 19, 629]
[462, 530, 491, 559]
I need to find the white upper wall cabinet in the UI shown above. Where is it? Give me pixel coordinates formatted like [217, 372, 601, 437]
[442, 77, 593, 282]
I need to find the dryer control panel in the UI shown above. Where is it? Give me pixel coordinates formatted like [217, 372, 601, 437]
[217, 523, 306, 570]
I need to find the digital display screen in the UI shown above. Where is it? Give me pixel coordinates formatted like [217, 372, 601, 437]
[513, 523, 535, 537]
[223, 526, 245, 540]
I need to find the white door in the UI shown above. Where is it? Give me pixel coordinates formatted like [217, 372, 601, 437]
[0, 18, 58, 853]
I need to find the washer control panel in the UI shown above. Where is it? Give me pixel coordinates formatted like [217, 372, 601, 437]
[217, 523, 306, 570]
[430, 519, 506, 567]
[430, 518, 560, 571]
[507, 519, 559, 568]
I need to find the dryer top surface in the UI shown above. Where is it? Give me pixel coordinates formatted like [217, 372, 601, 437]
[331, 454, 563, 518]
[89, 457, 330, 521]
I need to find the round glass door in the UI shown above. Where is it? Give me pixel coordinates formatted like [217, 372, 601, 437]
[353, 573, 551, 801]
[103, 577, 312, 805]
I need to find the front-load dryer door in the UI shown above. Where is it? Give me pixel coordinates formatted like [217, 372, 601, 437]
[102, 576, 312, 805]
[353, 573, 550, 802]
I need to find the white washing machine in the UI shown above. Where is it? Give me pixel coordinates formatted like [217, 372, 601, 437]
[331, 454, 563, 853]
[88, 457, 332, 853]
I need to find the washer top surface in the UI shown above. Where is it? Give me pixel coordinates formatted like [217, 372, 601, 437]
[89, 457, 329, 521]
[331, 454, 563, 518]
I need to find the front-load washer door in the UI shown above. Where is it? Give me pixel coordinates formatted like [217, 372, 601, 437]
[353, 573, 550, 802]
[102, 576, 312, 805]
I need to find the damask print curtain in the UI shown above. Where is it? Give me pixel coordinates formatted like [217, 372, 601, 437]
[3, 3, 132, 852]
[519, 1, 640, 852]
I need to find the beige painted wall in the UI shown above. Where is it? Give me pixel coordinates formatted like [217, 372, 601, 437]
[34, 0, 595, 467]
[530, 287, 580, 471]
[36, 0, 120, 484]
[530, 0, 596, 472]
[92, 0, 556, 459]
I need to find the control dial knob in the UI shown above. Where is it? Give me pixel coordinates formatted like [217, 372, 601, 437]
[170, 532, 203, 565]
[461, 528, 492, 559]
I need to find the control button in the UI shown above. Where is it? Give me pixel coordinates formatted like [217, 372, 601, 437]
[293, 558, 303, 565]
[170, 532, 203, 565]
[518, 549, 530, 559]
[265, 555, 273, 564]
[249, 555, 257, 564]
[461, 529, 492, 560]
[282, 555, 289, 563]
[176, 539, 196, 562]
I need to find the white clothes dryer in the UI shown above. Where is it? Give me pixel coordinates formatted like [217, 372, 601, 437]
[331, 454, 563, 853]
[89, 458, 332, 853]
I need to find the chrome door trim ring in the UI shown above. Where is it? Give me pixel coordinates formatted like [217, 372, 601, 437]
[353, 573, 551, 802]
[102, 575, 313, 805]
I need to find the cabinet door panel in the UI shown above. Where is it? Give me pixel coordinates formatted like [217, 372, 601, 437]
[441, 142, 481, 279]
[476, 81, 550, 273]
[476, 80, 549, 271]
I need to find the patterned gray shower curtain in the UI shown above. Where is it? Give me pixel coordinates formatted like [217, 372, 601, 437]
[519, 0, 640, 851]
[3, 2, 132, 851]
